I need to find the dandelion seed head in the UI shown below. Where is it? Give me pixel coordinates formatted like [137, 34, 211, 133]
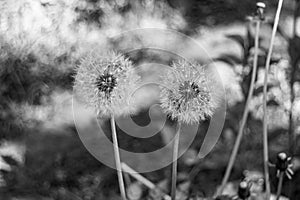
[95, 72, 117, 95]
[160, 60, 215, 124]
[73, 51, 140, 117]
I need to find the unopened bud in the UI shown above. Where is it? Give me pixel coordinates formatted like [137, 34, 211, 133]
[256, 2, 266, 20]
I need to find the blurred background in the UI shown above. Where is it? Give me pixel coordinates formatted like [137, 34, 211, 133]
[0, 0, 300, 199]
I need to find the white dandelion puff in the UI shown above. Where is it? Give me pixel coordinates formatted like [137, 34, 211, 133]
[160, 59, 215, 124]
[73, 51, 140, 117]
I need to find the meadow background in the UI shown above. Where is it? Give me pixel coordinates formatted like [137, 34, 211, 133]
[0, 0, 299, 199]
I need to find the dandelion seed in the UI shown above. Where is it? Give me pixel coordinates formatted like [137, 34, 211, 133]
[73, 51, 140, 117]
[160, 59, 215, 124]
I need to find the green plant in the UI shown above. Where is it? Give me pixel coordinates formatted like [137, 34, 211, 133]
[217, 3, 265, 195]
[73, 51, 141, 200]
[262, 1, 284, 199]
[160, 59, 215, 200]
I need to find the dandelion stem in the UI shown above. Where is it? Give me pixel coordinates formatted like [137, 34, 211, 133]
[121, 162, 155, 189]
[110, 114, 127, 200]
[263, 1, 284, 199]
[217, 20, 261, 196]
[289, 0, 300, 158]
[276, 172, 284, 200]
[171, 122, 182, 200]
[121, 162, 172, 200]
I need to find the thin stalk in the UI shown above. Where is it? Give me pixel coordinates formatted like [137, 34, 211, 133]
[289, 74, 296, 155]
[217, 20, 261, 196]
[288, 0, 300, 156]
[263, 1, 284, 199]
[110, 114, 127, 200]
[276, 172, 284, 200]
[121, 162, 171, 200]
[287, 1, 300, 197]
[171, 122, 182, 200]
[123, 170, 132, 187]
[121, 162, 156, 189]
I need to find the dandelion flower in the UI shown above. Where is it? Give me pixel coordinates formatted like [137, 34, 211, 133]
[160, 59, 215, 124]
[160, 59, 216, 200]
[73, 51, 140, 117]
[74, 51, 140, 200]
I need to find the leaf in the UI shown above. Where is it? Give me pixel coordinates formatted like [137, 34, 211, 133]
[255, 54, 281, 67]
[266, 21, 290, 40]
[247, 26, 255, 51]
[296, 1, 300, 18]
[296, 71, 300, 83]
[269, 128, 288, 142]
[1, 155, 18, 167]
[289, 36, 300, 66]
[253, 85, 274, 96]
[244, 26, 263, 59]
[225, 34, 245, 49]
[267, 99, 280, 107]
[214, 54, 243, 66]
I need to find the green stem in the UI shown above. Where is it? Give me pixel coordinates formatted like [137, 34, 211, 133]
[276, 172, 284, 200]
[111, 114, 127, 200]
[288, 0, 300, 157]
[121, 162, 172, 200]
[217, 20, 261, 196]
[263, 1, 284, 199]
[171, 122, 182, 200]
